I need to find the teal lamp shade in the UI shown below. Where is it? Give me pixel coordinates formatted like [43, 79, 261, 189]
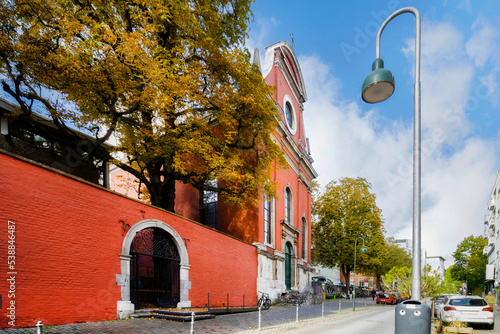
[361, 58, 395, 104]
[360, 246, 367, 253]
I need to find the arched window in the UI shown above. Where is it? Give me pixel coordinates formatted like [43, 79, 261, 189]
[301, 217, 307, 260]
[283, 95, 297, 135]
[285, 242, 293, 290]
[264, 194, 272, 244]
[284, 188, 292, 224]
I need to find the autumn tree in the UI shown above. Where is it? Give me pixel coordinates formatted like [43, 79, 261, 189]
[312, 177, 386, 294]
[449, 235, 487, 294]
[0, 0, 284, 212]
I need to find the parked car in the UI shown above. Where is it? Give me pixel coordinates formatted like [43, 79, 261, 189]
[437, 295, 494, 329]
[433, 294, 456, 317]
[376, 292, 400, 305]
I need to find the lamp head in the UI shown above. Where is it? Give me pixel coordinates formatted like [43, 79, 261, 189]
[360, 246, 367, 254]
[361, 58, 395, 104]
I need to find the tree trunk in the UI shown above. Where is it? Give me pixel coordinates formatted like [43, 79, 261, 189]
[341, 267, 351, 295]
[149, 178, 176, 213]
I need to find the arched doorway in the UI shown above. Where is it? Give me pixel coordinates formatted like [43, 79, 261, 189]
[130, 227, 180, 309]
[285, 242, 292, 290]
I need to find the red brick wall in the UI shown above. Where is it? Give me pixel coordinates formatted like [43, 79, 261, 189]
[0, 152, 257, 329]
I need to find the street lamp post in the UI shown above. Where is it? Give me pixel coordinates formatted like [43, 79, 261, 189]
[353, 237, 367, 311]
[361, 7, 422, 300]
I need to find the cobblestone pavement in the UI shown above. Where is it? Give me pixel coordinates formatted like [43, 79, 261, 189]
[0, 298, 378, 334]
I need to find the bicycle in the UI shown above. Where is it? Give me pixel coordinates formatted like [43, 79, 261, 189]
[258, 291, 271, 310]
[277, 291, 310, 307]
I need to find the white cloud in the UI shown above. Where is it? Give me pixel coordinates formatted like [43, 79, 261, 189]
[246, 17, 279, 59]
[248, 7, 500, 264]
[404, 21, 475, 146]
[466, 18, 499, 68]
[299, 42, 498, 262]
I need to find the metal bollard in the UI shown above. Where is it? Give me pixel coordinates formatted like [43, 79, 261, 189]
[339, 300, 341, 314]
[295, 303, 299, 323]
[322, 301, 324, 318]
[190, 312, 195, 334]
[395, 300, 431, 334]
[258, 306, 262, 331]
[36, 321, 43, 334]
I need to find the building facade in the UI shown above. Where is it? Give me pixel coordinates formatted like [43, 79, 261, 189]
[109, 41, 318, 301]
[1, 40, 316, 329]
[484, 169, 500, 291]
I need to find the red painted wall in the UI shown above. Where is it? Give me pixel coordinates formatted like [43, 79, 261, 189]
[0, 152, 257, 329]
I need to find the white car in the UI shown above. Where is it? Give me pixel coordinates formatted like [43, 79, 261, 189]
[438, 295, 494, 329]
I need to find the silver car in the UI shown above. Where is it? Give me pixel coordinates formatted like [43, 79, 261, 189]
[438, 295, 494, 329]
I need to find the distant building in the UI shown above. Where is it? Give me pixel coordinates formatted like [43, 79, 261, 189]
[394, 238, 428, 271]
[484, 169, 500, 291]
[395, 239, 411, 254]
[425, 256, 446, 277]
[312, 265, 341, 283]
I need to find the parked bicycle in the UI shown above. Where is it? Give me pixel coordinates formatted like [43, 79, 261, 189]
[257, 291, 271, 310]
[277, 291, 311, 306]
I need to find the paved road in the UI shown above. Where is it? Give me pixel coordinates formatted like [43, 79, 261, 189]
[279, 306, 394, 334]
[276, 303, 500, 334]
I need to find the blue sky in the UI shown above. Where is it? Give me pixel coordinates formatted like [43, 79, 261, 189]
[247, 0, 500, 264]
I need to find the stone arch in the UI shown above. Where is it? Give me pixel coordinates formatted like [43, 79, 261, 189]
[117, 219, 191, 319]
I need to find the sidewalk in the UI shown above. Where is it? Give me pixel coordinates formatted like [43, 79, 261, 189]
[0, 299, 377, 334]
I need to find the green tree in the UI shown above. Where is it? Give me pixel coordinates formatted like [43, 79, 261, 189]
[442, 267, 461, 295]
[0, 0, 284, 212]
[381, 266, 412, 298]
[312, 177, 386, 294]
[382, 265, 449, 300]
[449, 235, 487, 294]
[368, 237, 412, 290]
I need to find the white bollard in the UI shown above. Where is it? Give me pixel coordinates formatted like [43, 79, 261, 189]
[296, 303, 299, 323]
[36, 321, 43, 334]
[258, 306, 262, 331]
[339, 300, 341, 314]
[190, 311, 195, 334]
[322, 301, 324, 318]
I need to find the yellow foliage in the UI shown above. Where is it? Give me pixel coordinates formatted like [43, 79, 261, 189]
[0, 0, 284, 211]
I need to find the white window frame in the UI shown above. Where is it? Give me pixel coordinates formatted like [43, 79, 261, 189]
[283, 95, 297, 135]
[264, 194, 275, 246]
[284, 186, 293, 225]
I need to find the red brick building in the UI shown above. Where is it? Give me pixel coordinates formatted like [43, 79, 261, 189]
[0, 40, 316, 329]
[111, 41, 317, 301]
